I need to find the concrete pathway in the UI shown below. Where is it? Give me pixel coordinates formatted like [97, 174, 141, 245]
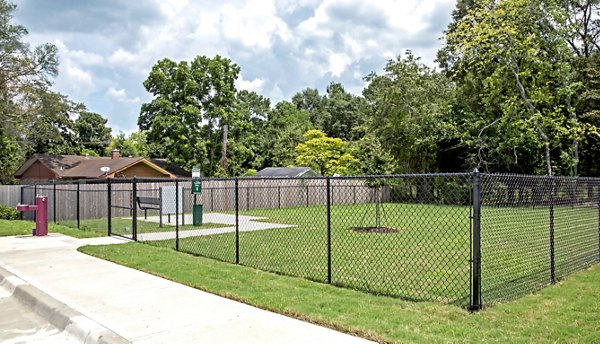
[135, 213, 296, 241]
[0, 234, 373, 344]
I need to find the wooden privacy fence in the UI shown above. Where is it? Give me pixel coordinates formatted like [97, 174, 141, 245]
[141, 178, 387, 216]
[0, 185, 22, 207]
[1, 178, 389, 222]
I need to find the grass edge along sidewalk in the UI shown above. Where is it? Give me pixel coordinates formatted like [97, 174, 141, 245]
[0, 219, 229, 238]
[0, 219, 106, 238]
[80, 242, 600, 344]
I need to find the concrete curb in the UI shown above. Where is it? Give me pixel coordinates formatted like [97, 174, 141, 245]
[0, 266, 130, 344]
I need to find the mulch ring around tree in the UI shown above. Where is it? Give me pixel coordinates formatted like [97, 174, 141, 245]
[353, 226, 399, 234]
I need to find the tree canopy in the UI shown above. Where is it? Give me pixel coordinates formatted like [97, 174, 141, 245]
[3, 0, 600, 182]
[295, 130, 356, 176]
[0, 0, 87, 183]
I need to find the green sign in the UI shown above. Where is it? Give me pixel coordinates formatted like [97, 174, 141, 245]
[192, 179, 201, 194]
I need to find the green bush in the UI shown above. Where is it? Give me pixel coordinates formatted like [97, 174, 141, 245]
[0, 204, 19, 220]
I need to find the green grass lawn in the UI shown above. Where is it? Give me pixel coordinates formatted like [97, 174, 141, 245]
[143, 202, 600, 307]
[0, 217, 229, 239]
[147, 203, 472, 304]
[58, 217, 229, 236]
[79, 242, 600, 344]
[0, 219, 105, 238]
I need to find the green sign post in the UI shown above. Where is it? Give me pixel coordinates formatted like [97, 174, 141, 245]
[191, 167, 202, 225]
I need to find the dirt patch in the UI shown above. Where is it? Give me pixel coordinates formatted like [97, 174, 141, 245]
[353, 226, 399, 234]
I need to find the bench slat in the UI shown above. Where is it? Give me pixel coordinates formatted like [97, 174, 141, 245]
[136, 196, 161, 209]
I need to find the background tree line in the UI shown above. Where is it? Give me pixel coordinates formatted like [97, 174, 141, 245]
[1, 0, 599, 183]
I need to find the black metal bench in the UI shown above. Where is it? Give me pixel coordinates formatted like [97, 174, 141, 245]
[136, 189, 183, 227]
[136, 196, 160, 220]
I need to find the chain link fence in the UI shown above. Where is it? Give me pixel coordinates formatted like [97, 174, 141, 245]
[12, 172, 600, 309]
[480, 175, 600, 305]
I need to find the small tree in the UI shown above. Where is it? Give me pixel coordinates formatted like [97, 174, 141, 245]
[295, 130, 356, 176]
[106, 132, 137, 157]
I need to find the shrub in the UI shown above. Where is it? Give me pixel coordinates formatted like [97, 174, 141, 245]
[0, 204, 19, 220]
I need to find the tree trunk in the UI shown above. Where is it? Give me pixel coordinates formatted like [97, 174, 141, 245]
[567, 97, 579, 176]
[220, 124, 228, 172]
[510, 66, 553, 176]
[207, 123, 214, 175]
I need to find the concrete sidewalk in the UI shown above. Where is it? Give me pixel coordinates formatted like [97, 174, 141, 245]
[135, 213, 296, 241]
[0, 234, 373, 344]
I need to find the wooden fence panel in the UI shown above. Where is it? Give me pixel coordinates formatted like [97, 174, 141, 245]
[2, 178, 391, 223]
[0, 185, 22, 207]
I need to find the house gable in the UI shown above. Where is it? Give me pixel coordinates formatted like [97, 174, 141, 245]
[18, 160, 57, 183]
[110, 160, 173, 178]
[254, 167, 321, 178]
[14, 154, 176, 182]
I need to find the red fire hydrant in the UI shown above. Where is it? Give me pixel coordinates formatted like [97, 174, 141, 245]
[16, 196, 48, 236]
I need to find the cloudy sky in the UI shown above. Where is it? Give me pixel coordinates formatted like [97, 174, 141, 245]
[12, 0, 456, 134]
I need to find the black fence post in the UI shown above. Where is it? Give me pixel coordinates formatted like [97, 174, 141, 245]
[175, 179, 179, 251]
[235, 179, 240, 264]
[246, 186, 250, 211]
[597, 184, 600, 263]
[278, 186, 281, 209]
[470, 168, 482, 311]
[107, 178, 112, 236]
[132, 177, 137, 241]
[326, 177, 332, 284]
[159, 187, 163, 228]
[76, 181, 80, 229]
[306, 185, 309, 207]
[549, 178, 556, 283]
[53, 182, 57, 223]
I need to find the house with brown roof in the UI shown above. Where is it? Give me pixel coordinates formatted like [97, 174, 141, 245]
[14, 150, 177, 184]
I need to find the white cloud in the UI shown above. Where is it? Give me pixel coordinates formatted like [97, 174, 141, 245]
[219, 0, 292, 49]
[297, 3, 332, 39]
[108, 48, 137, 65]
[156, 0, 191, 19]
[55, 64, 95, 97]
[106, 87, 141, 103]
[328, 53, 352, 77]
[275, 0, 321, 13]
[15, 0, 455, 133]
[68, 50, 104, 66]
[236, 75, 265, 93]
[54, 40, 104, 66]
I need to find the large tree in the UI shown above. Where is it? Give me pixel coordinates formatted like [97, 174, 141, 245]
[442, 0, 595, 176]
[0, 0, 58, 128]
[567, 1, 600, 176]
[139, 55, 239, 176]
[363, 51, 455, 173]
[0, 0, 61, 183]
[253, 101, 312, 169]
[566, 0, 600, 58]
[22, 89, 82, 156]
[292, 88, 327, 130]
[322, 82, 367, 141]
[226, 90, 271, 176]
[74, 111, 111, 156]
